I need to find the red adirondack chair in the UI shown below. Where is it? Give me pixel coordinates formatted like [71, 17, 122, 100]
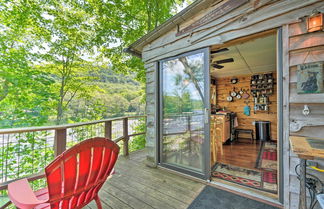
[8, 137, 120, 209]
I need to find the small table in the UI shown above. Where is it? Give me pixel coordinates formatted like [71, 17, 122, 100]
[289, 136, 324, 209]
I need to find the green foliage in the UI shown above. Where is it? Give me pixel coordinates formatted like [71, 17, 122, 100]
[0, 131, 54, 197]
[0, 0, 193, 199]
[94, 0, 193, 82]
[0, 0, 193, 126]
[129, 118, 146, 152]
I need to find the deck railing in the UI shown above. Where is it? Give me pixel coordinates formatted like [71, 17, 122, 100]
[0, 115, 146, 193]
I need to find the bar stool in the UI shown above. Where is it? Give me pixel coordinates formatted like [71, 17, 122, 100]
[215, 119, 223, 156]
[210, 121, 217, 163]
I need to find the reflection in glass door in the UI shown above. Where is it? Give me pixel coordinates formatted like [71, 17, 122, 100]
[159, 48, 210, 178]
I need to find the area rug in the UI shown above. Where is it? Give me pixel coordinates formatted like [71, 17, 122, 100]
[255, 141, 278, 193]
[187, 186, 280, 209]
[212, 163, 277, 193]
[256, 141, 278, 170]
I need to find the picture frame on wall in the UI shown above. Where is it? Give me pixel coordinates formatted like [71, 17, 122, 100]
[297, 62, 324, 94]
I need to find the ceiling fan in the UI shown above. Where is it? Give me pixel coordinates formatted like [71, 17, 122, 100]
[211, 48, 234, 69]
[211, 48, 229, 54]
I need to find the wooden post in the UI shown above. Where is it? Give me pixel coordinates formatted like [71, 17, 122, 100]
[299, 159, 307, 209]
[54, 129, 67, 156]
[105, 121, 112, 140]
[123, 118, 129, 156]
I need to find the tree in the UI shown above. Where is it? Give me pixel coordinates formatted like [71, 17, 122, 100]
[93, 0, 193, 82]
[0, 0, 55, 127]
[0, 0, 193, 127]
[29, 0, 108, 124]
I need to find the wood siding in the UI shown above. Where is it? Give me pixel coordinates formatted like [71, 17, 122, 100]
[145, 62, 158, 167]
[215, 74, 278, 140]
[287, 21, 324, 209]
[141, 0, 324, 63]
[141, 1, 324, 208]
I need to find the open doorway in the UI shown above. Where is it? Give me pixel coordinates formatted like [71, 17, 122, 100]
[209, 31, 279, 196]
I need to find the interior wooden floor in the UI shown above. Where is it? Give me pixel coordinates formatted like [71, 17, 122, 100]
[86, 149, 205, 209]
[216, 138, 262, 170]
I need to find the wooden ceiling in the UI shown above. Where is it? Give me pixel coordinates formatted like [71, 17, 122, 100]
[210, 34, 277, 78]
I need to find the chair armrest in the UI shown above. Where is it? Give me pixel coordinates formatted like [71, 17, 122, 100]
[111, 168, 116, 175]
[8, 178, 48, 209]
[107, 168, 116, 180]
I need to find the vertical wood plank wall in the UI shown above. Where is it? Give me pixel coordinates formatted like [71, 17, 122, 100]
[215, 74, 278, 140]
[287, 22, 324, 209]
[145, 62, 158, 167]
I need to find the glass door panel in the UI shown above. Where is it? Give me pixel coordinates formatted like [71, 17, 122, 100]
[160, 48, 210, 178]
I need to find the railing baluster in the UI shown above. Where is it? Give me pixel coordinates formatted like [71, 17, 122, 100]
[123, 118, 129, 156]
[105, 121, 112, 140]
[0, 115, 146, 191]
[54, 128, 67, 156]
[5, 135, 9, 182]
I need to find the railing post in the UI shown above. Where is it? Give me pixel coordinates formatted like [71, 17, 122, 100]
[54, 128, 67, 156]
[105, 121, 112, 140]
[123, 118, 129, 156]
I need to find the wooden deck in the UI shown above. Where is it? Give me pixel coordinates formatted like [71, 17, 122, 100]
[86, 149, 205, 209]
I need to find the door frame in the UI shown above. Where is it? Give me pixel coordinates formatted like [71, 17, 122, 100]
[156, 29, 284, 204]
[157, 47, 211, 180]
[277, 27, 284, 204]
[208, 29, 284, 203]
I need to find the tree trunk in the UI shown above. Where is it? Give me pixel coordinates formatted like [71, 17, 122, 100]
[179, 57, 204, 101]
[56, 75, 65, 125]
[146, 0, 153, 31]
[0, 81, 9, 102]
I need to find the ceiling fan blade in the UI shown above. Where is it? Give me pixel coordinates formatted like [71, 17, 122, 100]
[212, 64, 224, 69]
[215, 58, 234, 64]
[211, 48, 229, 54]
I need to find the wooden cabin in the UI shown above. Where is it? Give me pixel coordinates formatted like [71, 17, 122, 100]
[127, 0, 324, 208]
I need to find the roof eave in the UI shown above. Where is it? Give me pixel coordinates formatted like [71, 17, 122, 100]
[123, 47, 142, 58]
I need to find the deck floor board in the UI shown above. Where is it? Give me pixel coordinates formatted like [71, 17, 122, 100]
[88, 149, 204, 209]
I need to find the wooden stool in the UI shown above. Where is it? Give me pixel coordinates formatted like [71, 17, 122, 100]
[210, 121, 217, 164]
[234, 129, 254, 143]
[215, 125, 224, 156]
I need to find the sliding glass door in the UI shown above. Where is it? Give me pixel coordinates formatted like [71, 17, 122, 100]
[159, 48, 210, 179]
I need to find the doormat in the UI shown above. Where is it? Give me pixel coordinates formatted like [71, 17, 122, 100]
[188, 185, 280, 209]
[212, 163, 277, 193]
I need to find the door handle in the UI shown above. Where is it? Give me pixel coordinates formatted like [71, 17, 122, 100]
[204, 108, 209, 124]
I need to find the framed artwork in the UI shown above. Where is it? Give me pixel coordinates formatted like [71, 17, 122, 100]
[297, 62, 324, 94]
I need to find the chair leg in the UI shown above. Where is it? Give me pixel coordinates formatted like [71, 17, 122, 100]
[95, 195, 103, 209]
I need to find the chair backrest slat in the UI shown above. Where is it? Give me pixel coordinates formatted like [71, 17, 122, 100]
[45, 137, 119, 209]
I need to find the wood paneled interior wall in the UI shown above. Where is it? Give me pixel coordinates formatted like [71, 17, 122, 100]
[215, 74, 278, 140]
[287, 22, 324, 209]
